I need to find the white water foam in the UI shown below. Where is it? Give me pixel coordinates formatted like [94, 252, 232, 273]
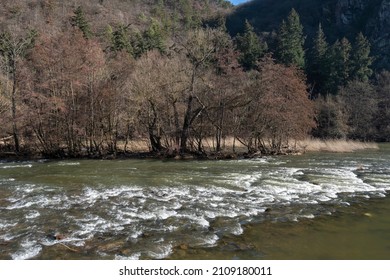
[11, 245, 42, 260]
[56, 162, 81, 166]
[146, 244, 173, 259]
[11, 238, 42, 260]
[115, 252, 141, 260]
[1, 164, 33, 169]
[2, 156, 390, 260]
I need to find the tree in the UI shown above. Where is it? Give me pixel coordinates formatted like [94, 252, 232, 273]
[178, 28, 228, 154]
[339, 80, 377, 140]
[71, 6, 92, 39]
[110, 24, 133, 55]
[307, 23, 329, 96]
[204, 29, 244, 152]
[0, 29, 37, 153]
[350, 32, 373, 82]
[129, 51, 189, 153]
[275, 9, 305, 69]
[26, 31, 107, 156]
[326, 38, 351, 94]
[236, 56, 316, 154]
[142, 19, 166, 54]
[235, 20, 267, 70]
[312, 96, 347, 139]
[131, 20, 166, 58]
[375, 71, 390, 141]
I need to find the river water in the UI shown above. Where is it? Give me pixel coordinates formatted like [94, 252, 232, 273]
[1, 145, 390, 260]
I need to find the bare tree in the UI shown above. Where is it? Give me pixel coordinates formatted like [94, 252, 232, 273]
[236, 56, 316, 154]
[0, 29, 36, 153]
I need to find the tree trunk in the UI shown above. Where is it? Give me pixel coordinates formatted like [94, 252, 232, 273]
[11, 60, 20, 153]
[180, 95, 193, 154]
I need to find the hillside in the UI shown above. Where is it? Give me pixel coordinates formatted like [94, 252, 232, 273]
[0, 0, 232, 36]
[1, 0, 389, 159]
[227, 0, 390, 69]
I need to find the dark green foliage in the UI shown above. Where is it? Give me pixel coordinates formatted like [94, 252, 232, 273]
[350, 32, 373, 82]
[71, 6, 92, 39]
[0, 29, 37, 60]
[307, 23, 329, 96]
[110, 24, 133, 55]
[107, 19, 166, 58]
[226, 0, 388, 71]
[142, 19, 166, 54]
[374, 71, 390, 141]
[275, 9, 305, 68]
[132, 19, 166, 58]
[325, 38, 352, 94]
[235, 20, 267, 70]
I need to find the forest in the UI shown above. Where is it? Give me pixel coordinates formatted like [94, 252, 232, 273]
[0, 0, 389, 159]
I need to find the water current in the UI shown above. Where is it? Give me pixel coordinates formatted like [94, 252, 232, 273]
[1, 145, 390, 260]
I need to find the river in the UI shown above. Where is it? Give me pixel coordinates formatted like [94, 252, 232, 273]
[1, 145, 390, 260]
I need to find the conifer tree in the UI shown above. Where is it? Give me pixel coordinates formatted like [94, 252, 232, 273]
[308, 23, 329, 95]
[130, 20, 165, 59]
[143, 19, 166, 54]
[235, 20, 267, 70]
[276, 8, 305, 68]
[350, 32, 373, 82]
[71, 6, 92, 39]
[111, 24, 133, 55]
[326, 38, 351, 94]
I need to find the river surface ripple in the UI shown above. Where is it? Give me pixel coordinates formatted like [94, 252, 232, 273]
[1, 145, 389, 259]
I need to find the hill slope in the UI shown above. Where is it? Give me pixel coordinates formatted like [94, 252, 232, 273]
[227, 0, 390, 69]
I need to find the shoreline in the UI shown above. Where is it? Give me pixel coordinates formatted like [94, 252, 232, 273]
[0, 139, 381, 162]
[296, 139, 379, 153]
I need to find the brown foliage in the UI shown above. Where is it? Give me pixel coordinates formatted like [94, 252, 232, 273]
[236, 56, 316, 153]
[24, 31, 107, 155]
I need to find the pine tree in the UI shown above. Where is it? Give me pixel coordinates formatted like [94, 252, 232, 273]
[235, 20, 267, 70]
[350, 32, 373, 82]
[276, 8, 305, 68]
[308, 23, 329, 95]
[143, 19, 166, 54]
[71, 6, 92, 39]
[326, 38, 351, 94]
[111, 24, 133, 55]
[130, 20, 165, 58]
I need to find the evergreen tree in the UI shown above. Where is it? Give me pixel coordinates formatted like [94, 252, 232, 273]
[71, 6, 92, 39]
[143, 19, 166, 54]
[326, 38, 351, 94]
[111, 24, 133, 55]
[307, 23, 329, 95]
[276, 9, 305, 68]
[180, 0, 194, 29]
[130, 20, 165, 59]
[235, 20, 267, 70]
[350, 32, 373, 82]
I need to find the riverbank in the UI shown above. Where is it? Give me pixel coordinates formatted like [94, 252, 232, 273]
[0, 138, 380, 161]
[296, 139, 379, 153]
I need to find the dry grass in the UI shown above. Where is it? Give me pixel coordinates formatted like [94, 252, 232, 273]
[297, 139, 379, 153]
[116, 139, 150, 152]
[117, 137, 378, 154]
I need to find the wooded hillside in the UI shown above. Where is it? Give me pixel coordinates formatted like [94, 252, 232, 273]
[0, 0, 389, 159]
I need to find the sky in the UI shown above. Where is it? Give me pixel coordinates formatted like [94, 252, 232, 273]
[229, 0, 250, 5]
